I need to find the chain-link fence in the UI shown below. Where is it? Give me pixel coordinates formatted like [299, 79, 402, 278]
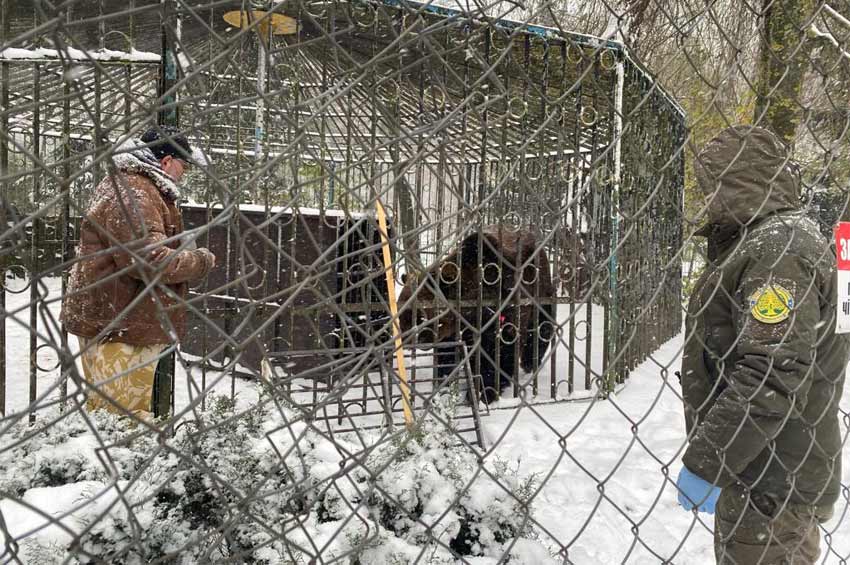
[1, 0, 848, 563]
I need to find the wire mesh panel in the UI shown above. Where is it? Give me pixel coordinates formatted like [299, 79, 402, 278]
[2, 0, 849, 563]
[166, 0, 683, 406]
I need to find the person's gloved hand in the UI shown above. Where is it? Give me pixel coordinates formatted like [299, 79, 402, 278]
[676, 466, 721, 514]
[196, 247, 217, 274]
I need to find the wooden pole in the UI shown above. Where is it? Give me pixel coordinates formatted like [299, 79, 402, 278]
[376, 200, 413, 427]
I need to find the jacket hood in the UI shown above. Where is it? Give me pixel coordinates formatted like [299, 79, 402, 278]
[695, 126, 800, 236]
[110, 137, 181, 201]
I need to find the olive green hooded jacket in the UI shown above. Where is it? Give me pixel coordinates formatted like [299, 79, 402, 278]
[682, 126, 849, 510]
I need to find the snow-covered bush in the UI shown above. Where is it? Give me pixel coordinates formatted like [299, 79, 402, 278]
[0, 393, 553, 564]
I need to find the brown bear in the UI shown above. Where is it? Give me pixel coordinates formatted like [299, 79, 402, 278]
[398, 225, 556, 403]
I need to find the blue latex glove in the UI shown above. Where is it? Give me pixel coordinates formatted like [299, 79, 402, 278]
[676, 466, 721, 514]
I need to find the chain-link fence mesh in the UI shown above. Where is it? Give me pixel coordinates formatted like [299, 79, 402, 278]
[1, 0, 849, 562]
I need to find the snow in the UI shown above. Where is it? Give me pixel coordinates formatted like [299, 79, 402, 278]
[0, 47, 160, 62]
[3, 276, 849, 563]
[1, 275, 262, 418]
[0, 480, 128, 556]
[182, 201, 373, 219]
[810, 24, 850, 61]
[824, 3, 850, 30]
[480, 338, 850, 563]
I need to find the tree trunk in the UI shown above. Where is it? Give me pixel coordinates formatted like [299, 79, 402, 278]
[753, 0, 818, 144]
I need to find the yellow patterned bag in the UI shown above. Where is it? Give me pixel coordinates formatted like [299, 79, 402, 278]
[78, 338, 165, 420]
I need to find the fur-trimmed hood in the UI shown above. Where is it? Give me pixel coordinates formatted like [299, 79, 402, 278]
[110, 137, 181, 202]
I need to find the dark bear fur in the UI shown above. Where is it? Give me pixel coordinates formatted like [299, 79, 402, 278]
[398, 226, 556, 404]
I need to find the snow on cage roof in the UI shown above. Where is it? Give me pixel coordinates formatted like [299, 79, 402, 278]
[182, 201, 375, 220]
[0, 47, 160, 63]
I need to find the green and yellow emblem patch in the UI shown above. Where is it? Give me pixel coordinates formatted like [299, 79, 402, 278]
[749, 284, 794, 324]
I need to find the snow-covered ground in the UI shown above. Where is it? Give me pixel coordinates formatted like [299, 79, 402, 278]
[481, 342, 850, 563]
[2, 276, 849, 563]
[487, 336, 718, 563]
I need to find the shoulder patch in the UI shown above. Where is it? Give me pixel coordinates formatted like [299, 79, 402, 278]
[749, 284, 794, 324]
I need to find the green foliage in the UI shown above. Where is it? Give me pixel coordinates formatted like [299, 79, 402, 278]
[0, 392, 551, 564]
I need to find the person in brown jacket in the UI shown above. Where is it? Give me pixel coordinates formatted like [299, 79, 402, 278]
[61, 127, 215, 420]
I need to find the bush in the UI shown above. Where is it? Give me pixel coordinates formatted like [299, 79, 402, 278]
[0, 393, 553, 564]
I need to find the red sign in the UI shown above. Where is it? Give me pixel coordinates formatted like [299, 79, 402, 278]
[836, 222, 850, 333]
[836, 222, 850, 271]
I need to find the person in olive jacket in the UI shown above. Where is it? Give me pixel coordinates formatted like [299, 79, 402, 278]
[676, 125, 849, 564]
[61, 127, 215, 421]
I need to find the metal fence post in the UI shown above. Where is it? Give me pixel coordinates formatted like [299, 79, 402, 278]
[0, 0, 7, 417]
[605, 49, 625, 395]
[153, 0, 180, 418]
[158, 0, 180, 127]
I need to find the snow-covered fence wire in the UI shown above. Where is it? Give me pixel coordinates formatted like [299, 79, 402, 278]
[1, 0, 849, 563]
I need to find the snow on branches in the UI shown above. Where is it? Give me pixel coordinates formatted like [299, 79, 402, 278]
[0, 394, 554, 564]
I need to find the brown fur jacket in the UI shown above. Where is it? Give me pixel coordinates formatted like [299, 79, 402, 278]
[61, 140, 214, 345]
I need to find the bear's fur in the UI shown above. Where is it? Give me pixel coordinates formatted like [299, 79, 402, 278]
[398, 226, 556, 404]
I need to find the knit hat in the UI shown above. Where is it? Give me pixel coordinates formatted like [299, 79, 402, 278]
[140, 126, 198, 165]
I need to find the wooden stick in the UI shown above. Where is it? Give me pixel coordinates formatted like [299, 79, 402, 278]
[376, 199, 414, 427]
